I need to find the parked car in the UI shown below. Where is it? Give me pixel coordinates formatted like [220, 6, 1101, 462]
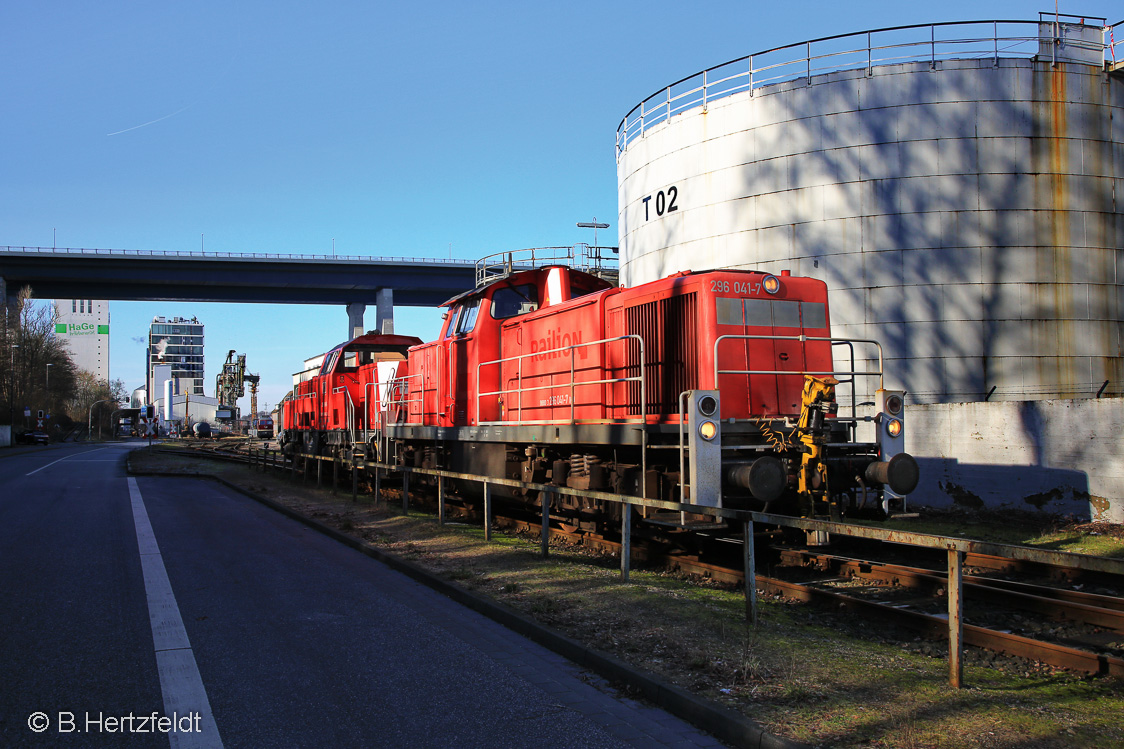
[16, 430, 49, 445]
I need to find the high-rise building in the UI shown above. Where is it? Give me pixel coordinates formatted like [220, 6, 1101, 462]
[147, 316, 204, 402]
[54, 299, 110, 381]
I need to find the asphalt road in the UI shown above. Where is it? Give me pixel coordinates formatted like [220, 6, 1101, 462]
[0, 442, 722, 748]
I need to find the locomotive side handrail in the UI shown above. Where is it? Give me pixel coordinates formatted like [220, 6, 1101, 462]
[363, 381, 378, 445]
[713, 334, 885, 396]
[384, 372, 422, 422]
[475, 334, 647, 427]
[332, 386, 358, 447]
[293, 390, 319, 430]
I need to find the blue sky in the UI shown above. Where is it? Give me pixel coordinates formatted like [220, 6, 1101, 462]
[3, 2, 1120, 413]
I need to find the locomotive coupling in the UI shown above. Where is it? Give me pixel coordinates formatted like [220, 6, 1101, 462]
[864, 452, 920, 496]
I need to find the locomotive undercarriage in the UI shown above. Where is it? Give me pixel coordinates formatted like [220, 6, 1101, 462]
[385, 418, 899, 537]
[281, 402, 912, 541]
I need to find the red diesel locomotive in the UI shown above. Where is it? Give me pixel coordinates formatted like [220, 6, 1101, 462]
[281, 255, 917, 522]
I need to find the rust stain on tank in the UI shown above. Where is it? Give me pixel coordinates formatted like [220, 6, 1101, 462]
[1032, 65, 1077, 396]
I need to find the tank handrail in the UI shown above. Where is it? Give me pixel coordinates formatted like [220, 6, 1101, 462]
[617, 17, 1115, 152]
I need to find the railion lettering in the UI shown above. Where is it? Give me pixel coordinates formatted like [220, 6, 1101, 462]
[529, 327, 588, 362]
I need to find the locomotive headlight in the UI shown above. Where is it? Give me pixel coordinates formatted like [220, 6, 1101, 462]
[698, 394, 718, 417]
[885, 418, 902, 438]
[762, 275, 781, 295]
[699, 420, 718, 441]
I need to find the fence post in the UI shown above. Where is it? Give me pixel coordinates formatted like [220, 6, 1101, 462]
[483, 481, 492, 541]
[744, 519, 757, 624]
[331, 451, 339, 494]
[438, 474, 446, 525]
[541, 488, 551, 557]
[375, 467, 382, 507]
[317, 456, 324, 488]
[402, 471, 410, 514]
[621, 501, 631, 582]
[352, 461, 359, 502]
[948, 548, 965, 688]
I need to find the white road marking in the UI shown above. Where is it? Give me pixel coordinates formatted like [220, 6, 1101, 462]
[24, 448, 109, 476]
[128, 477, 224, 749]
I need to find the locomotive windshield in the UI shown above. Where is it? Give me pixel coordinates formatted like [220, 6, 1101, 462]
[491, 284, 539, 319]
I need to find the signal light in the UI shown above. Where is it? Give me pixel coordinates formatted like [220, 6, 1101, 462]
[685, 390, 722, 508]
[699, 420, 718, 441]
[885, 418, 902, 438]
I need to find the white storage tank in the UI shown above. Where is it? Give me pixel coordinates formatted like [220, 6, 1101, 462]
[616, 16, 1123, 404]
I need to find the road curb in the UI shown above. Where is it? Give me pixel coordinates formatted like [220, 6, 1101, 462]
[128, 463, 804, 749]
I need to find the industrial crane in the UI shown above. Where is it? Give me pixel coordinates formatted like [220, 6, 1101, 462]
[215, 350, 261, 429]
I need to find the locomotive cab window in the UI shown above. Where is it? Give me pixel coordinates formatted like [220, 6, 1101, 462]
[320, 351, 340, 375]
[453, 299, 481, 335]
[339, 350, 361, 371]
[443, 307, 460, 339]
[491, 284, 539, 319]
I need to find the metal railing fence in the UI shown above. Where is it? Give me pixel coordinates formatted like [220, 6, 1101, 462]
[475, 244, 619, 287]
[1, 244, 476, 266]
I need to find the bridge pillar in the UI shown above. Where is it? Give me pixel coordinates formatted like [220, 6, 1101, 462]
[346, 302, 365, 341]
[0, 276, 12, 317]
[376, 288, 394, 334]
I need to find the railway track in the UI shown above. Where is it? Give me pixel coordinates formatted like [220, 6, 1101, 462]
[154, 440, 1124, 679]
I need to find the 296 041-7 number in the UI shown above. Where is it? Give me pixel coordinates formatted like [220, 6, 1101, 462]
[710, 279, 762, 295]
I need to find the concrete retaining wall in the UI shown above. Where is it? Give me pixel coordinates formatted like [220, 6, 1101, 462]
[907, 397, 1124, 522]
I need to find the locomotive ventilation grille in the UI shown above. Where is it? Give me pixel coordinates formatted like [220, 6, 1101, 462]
[625, 293, 698, 415]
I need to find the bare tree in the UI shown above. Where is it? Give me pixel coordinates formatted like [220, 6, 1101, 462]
[2, 287, 77, 429]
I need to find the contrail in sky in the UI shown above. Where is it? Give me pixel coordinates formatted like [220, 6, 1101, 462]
[106, 99, 199, 136]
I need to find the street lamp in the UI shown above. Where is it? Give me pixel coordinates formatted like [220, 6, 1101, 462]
[44, 363, 53, 424]
[576, 218, 610, 247]
[7, 343, 17, 443]
[88, 398, 114, 441]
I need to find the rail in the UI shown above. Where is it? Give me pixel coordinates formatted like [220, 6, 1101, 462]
[0, 245, 476, 266]
[475, 334, 646, 427]
[617, 16, 1116, 152]
[475, 244, 620, 287]
[170, 441, 1124, 687]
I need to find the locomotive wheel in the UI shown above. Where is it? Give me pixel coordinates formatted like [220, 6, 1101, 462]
[306, 430, 322, 455]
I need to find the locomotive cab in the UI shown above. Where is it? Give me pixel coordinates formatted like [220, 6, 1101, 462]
[280, 332, 421, 456]
[405, 265, 615, 428]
